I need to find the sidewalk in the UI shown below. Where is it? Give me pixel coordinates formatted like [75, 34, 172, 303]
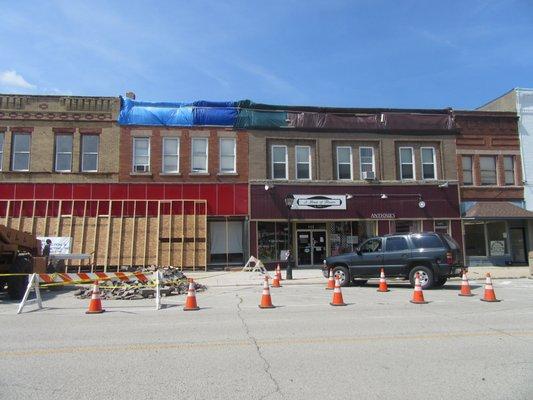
[187, 266, 532, 288]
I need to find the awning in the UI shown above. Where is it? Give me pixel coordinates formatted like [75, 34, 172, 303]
[463, 201, 533, 219]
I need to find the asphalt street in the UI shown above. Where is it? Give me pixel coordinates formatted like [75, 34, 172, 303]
[0, 278, 531, 400]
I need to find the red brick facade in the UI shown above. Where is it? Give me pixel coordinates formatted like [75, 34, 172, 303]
[119, 127, 249, 183]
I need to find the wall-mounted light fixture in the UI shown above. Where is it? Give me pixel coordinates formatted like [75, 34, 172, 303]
[380, 194, 388, 199]
[346, 194, 353, 200]
[438, 181, 449, 188]
[264, 184, 273, 191]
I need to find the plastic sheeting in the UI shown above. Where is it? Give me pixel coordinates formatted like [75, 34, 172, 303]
[287, 112, 380, 130]
[119, 97, 237, 127]
[235, 109, 288, 129]
[382, 113, 454, 131]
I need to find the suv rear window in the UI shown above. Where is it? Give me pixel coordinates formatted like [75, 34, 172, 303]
[411, 234, 443, 249]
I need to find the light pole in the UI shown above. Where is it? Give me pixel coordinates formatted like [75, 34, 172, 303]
[284, 194, 294, 280]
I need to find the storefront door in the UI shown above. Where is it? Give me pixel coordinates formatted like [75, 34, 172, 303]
[297, 229, 327, 266]
[510, 227, 527, 263]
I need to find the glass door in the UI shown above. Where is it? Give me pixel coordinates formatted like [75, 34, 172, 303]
[510, 227, 526, 263]
[297, 230, 312, 266]
[312, 231, 327, 265]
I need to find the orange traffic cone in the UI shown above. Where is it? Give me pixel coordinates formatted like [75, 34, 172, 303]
[259, 275, 275, 309]
[276, 264, 283, 281]
[183, 279, 200, 311]
[458, 270, 474, 297]
[86, 281, 105, 314]
[330, 277, 346, 306]
[326, 269, 335, 290]
[377, 268, 390, 292]
[272, 271, 282, 288]
[410, 273, 428, 304]
[480, 273, 501, 302]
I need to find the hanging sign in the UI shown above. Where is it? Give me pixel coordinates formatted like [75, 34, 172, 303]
[291, 195, 346, 210]
[37, 237, 72, 254]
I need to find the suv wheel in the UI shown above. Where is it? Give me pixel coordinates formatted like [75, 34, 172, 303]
[409, 266, 434, 290]
[332, 265, 350, 287]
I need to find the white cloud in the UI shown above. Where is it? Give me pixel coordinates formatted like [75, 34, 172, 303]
[0, 70, 36, 89]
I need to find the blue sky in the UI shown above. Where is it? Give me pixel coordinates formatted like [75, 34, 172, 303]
[0, 0, 532, 109]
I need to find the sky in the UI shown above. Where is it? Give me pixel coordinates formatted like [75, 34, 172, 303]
[0, 0, 532, 109]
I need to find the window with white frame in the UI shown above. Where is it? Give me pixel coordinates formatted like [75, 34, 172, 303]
[480, 156, 496, 185]
[81, 135, 99, 172]
[271, 145, 288, 179]
[11, 133, 31, 171]
[133, 137, 150, 172]
[162, 137, 180, 173]
[359, 147, 375, 178]
[337, 146, 352, 180]
[399, 147, 414, 180]
[295, 145, 311, 180]
[191, 137, 208, 173]
[421, 147, 436, 180]
[462, 156, 473, 185]
[0, 132, 4, 171]
[504, 156, 515, 185]
[219, 138, 236, 173]
[55, 135, 73, 172]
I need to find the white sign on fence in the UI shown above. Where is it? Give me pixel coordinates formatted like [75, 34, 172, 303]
[37, 237, 72, 255]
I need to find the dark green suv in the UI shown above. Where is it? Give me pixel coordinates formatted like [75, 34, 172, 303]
[323, 232, 464, 290]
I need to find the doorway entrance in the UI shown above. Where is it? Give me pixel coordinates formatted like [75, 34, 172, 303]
[509, 227, 527, 263]
[296, 229, 327, 266]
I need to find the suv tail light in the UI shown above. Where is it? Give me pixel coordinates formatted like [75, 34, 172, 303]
[446, 252, 453, 265]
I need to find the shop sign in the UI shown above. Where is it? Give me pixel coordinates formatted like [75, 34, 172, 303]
[37, 237, 72, 254]
[291, 195, 346, 210]
[371, 213, 396, 219]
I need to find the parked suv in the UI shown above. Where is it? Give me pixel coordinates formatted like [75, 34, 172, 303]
[323, 232, 464, 290]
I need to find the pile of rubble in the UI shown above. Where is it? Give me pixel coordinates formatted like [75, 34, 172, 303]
[74, 267, 207, 300]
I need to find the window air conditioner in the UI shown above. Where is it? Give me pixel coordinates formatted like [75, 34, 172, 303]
[135, 165, 150, 173]
[362, 171, 375, 180]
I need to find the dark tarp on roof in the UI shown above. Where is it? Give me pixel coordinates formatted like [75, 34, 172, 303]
[287, 112, 379, 130]
[383, 113, 455, 131]
[464, 202, 533, 219]
[235, 109, 288, 129]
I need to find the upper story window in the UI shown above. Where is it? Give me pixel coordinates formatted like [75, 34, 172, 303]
[504, 156, 515, 185]
[462, 156, 473, 185]
[0, 132, 4, 171]
[191, 137, 208, 173]
[11, 133, 31, 172]
[133, 137, 150, 173]
[480, 156, 496, 185]
[162, 137, 180, 174]
[336, 146, 352, 180]
[219, 138, 236, 173]
[295, 145, 311, 180]
[421, 147, 436, 180]
[359, 147, 375, 179]
[81, 135, 99, 172]
[271, 145, 288, 180]
[399, 147, 414, 180]
[55, 134, 73, 172]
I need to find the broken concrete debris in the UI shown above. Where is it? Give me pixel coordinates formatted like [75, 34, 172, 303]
[74, 267, 206, 300]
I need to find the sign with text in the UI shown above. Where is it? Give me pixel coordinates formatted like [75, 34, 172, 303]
[37, 237, 72, 255]
[291, 195, 346, 210]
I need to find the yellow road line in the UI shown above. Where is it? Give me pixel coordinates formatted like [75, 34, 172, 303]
[2, 330, 532, 358]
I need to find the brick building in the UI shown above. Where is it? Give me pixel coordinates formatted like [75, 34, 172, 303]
[455, 110, 533, 265]
[244, 105, 462, 267]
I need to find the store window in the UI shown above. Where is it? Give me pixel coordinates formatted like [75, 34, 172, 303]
[11, 133, 31, 171]
[462, 156, 473, 185]
[219, 138, 236, 173]
[133, 137, 150, 172]
[394, 220, 421, 234]
[329, 221, 376, 256]
[191, 138, 208, 173]
[464, 223, 486, 257]
[295, 146, 311, 180]
[504, 156, 515, 185]
[81, 135, 99, 172]
[257, 222, 288, 262]
[209, 220, 244, 263]
[480, 156, 496, 185]
[399, 147, 414, 180]
[359, 147, 374, 178]
[0, 132, 4, 171]
[271, 145, 288, 180]
[487, 221, 508, 256]
[162, 137, 179, 173]
[421, 147, 436, 180]
[336, 146, 352, 180]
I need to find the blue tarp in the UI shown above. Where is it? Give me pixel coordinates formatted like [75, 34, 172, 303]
[118, 97, 237, 127]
